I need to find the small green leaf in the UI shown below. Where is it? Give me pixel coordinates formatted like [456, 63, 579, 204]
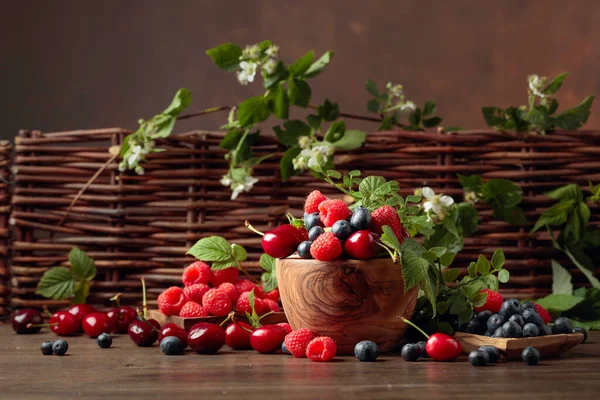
[535, 293, 584, 313]
[546, 184, 582, 201]
[442, 268, 461, 283]
[211, 260, 238, 270]
[423, 100, 436, 117]
[366, 79, 379, 96]
[491, 249, 505, 270]
[438, 322, 454, 334]
[481, 106, 504, 128]
[288, 79, 311, 108]
[524, 105, 550, 127]
[457, 174, 483, 193]
[423, 117, 442, 128]
[270, 85, 289, 119]
[324, 120, 346, 143]
[317, 100, 339, 121]
[288, 51, 315, 76]
[553, 95, 595, 130]
[408, 108, 421, 126]
[381, 225, 401, 252]
[551, 260, 572, 295]
[69, 246, 96, 281]
[232, 244, 247, 262]
[280, 146, 301, 182]
[238, 96, 270, 127]
[422, 251, 438, 263]
[367, 99, 380, 113]
[401, 249, 429, 291]
[498, 269, 510, 283]
[206, 43, 243, 71]
[263, 61, 289, 89]
[476, 255, 490, 274]
[162, 88, 192, 117]
[467, 262, 477, 278]
[304, 51, 334, 78]
[36, 267, 75, 300]
[473, 292, 488, 307]
[261, 270, 277, 292]
[332, 130, 366, 151]
[220, 129, 244, 150]
[428, 247, 447, 258]
[260, 253, 276, 272]
[306, 114, 321, 129]
[440, 252, 455, 267]
[482, 274, 500, 291]
[542, 72, 568, 94]
[274, 120, 311, 147]
[436, 301, 449, 315]
[406, 195, 422, 203]
[459, 309, 473, 325]
[187, 236, 232, 262]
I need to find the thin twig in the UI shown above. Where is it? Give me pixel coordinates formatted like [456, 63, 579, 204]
[177, 105, 231, 121]
[307, 103, 405, 127]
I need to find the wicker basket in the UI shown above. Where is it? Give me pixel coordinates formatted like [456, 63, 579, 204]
[7, 128, 600, 312]
[0, 141, 11, 315]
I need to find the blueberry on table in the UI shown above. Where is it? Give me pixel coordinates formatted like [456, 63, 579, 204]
[160, 336, 183, 355]
[552, 317, 573, 335]
[573, 327, 587, 343]
[350, 206, 371, 231]
[499, 299, 522, 318]
[521, 346, 540, 365]
[468, 350, 489, 366]
[332, 220, 353, 240]
[40, 341, 54, 355]
[416, 341, 429, 358]
[522, 323, 539, 338]
[502, 321, 522, 338]
[308, 226, 324, 241]
[478, 345, 500, 363]
[487, 314, 504, 333]
[297, 241, 313, 259]
[281, 341, 291, 355]
[97, 333, 112, 348]
[304, 212, 323, 230]
[401, 343, 420, 361]
[354, 340, 379, 362]
[52, 339, 69, 356]
[509, 314, 525, 327]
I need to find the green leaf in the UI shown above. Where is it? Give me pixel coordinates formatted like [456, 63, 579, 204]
[524, 105, 550, 127]
[280, 146, 301, 182]
[306, 114, 321, 129]
[257, 40, 274, 52]
[206, 43, 243, 71]
[260, 253, 276, 273]
[450, 296, 468, 315]
[263, 61, 289, 89]
[261, 269, 277, 292]
[436, 301, 449, 315]
[366, 79, 379, 96]
[304, 51, 334, 78]
[423, 101, 436, 117]
[332, 130, 366, 151]
[546, 184, 582, 201]
[422, 251, 438, 263]
[408, 108, 421, 126]
[491, 249, 505, 270]
[425, 224, 463, 254]
[428, 247, 447, 258]
[481, 179, 522, 208]
[482, 274, 500, 291]
[467, 262, 477, 278]
[288, 79, 311, 108]
[36, 267, 75, 300]
[162, 88, 192, 117]
[551, 260, 572, 295]
[495, 206, 527, 225]
[423, 117, 442, 128]
[401, 249, 429, 291]
[473, 292, 488, 307]
[535, 293, 584, 313]
[238, 96, 270, 127]
[571, 319, 600, 330]
[424, 266, 440, 317]
[406, 195, 422, 203]
[497, 269, 510, 283]
[542, 73, 568, 94]
[211, 260, 238, 270]
[381, 225, 401, 252]
[459, 309, 473, 325]
[69, 246, 96, 281]
[187, 236, 232, 262]
[274, 120, 311, 147]
[457, 202, 478, 236]
[467, 281, 485, 299]
[367, 99, 380, 113]
[563, 247, 600, 289]
[553, 95, 595, 130]
[457, 174, 483, 193]
[438, 322, 454, 334]
[269, 85, 289, 119]
[288, 51, 315, 76]
[531, 200, 574, 233]
[232, 244, 247, 262]
[326, 170, 342, 179]
[317, 100, 339, 121]
[152, 114, 177, 138]
[440, 252, 455, 267]
[481, 106, 504, 128]
[324, 120, 346, 143]
[220, 129, 244, 150]
[442, 268, 461, 283]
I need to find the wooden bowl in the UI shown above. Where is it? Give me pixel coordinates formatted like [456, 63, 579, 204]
[147, 310, 288, 331]
[455, 332, 585, 360]
[276, 256, 419, 354]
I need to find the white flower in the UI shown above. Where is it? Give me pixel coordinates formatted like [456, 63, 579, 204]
[237, 61, 257, 85]
[220, 175, 232, 187]
[242, 44, 260, 60]
[118, 161, 127, 172]
[401, 101, 416, 112]
[230, 176, 259, 200]
[386, 82, 404, 98]
[265, 45, 279, 58]
[298, 136, 312, 149]
[422, 186, 454, 216]
[127, 145, 143, 167]
[231, 184, 245, 200]
[134, 165, 145, 175]
[262, 59, 277, 75]
[528, 74, 546, 98]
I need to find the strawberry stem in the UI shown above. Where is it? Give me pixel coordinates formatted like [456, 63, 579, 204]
[401, 317, 430, 339]
[245, 221, 264, 236]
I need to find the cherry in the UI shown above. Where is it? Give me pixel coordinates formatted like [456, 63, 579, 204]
[67, 304, 97, 326]
[344, 230, 377, 259]
[106, 306, 137, 334]
[159, 323, 188, 349]
[82, 312, 111, 338]
[187, 322, 226, 354]
[225, 321, 254, 350]
[247, 222, 299, 259]
[250, 324, 287, 354]
[402, 318, 462, 361]
[49, 311, 81, 336]
[128, 318, 160, 347]
[12, 309, 43, 334]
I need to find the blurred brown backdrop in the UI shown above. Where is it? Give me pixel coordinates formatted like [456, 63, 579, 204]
[2, 0, 599, 138]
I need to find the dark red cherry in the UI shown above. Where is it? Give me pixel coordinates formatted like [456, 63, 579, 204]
[82, 312, 111, 338]
[187, 322, 225, 354]
[50, 311, 81, 336]
[159, 323, 188, 349]
[344, 230, 377, 259]
[262, 225, 301, 259]
[67, 304, 96, 325]
[106, 306, 137, 334]
[128, 318, 160, 347]
[250, 325, 287, 354]
[225, 321, 254, 350]
[12, 309, 43, 334]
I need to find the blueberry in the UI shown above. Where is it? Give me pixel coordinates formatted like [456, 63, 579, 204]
[487, 314, 504, 333]
[500, 298, 522, 318]
[466, 319, 482, 334]
[281, 341, 291, 355]
[509, 314, 525, 327]
[40, 341, 54, 355]
[479, 345, 500, 363]
[468, 350, 489, 366]
[492, 327, 505, 338]
[502, 321, 522, 338]
[160, 336, 183, 355]
[523, 309, 544, 327]
[476, 310, 492, 325]
[401, 343, 420, 361]
[305, 212, 324, 230]
[416, 341, 429, 358]
[484, 331, 492, 337]
[552, 317, 573, 334]
[297, 241, 313, 259]
[308, 226, 324, 241]
[332, 220, 353, 240]
[522, 323, 539, 338]
[97, 332, 112, 348]
[350, 206, 371, 231]
[521, 301, 536, 311]
[521, 346, 540, 365]
[354, 340, 379, 362]
[573, 327, 587, 343]
[540, 324, 552, 336]
[52, 339, 69, 356]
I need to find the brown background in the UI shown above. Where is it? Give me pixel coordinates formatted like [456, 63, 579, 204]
[2, 0, 600, 138]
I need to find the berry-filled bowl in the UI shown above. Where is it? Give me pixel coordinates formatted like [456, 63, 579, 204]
[276, 256, 419, 354]
[147, 310, 287, 331]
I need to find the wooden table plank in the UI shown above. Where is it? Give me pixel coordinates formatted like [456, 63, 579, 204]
[0, 324, 599, 399]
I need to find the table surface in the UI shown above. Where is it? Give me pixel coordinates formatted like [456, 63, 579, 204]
[1, 324, 599, 400]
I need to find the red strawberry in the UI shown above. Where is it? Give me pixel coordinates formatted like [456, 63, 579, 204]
[180, 301, 208, 318]
[306, 336, 337, 362]
[304, 190, 328, 214]
[182, 261, 212, 286]
[157, 287, 187, 316]
[474, 289, 503, 313]
[371, 205, 404, 241]
[318, 199, 351, 227]
[534, 303, 552, 324]
[183, 283, 210, 304]
[284, 328, 316, 358]
[310, 231, 342, 261]
[202, 288, 232, 317]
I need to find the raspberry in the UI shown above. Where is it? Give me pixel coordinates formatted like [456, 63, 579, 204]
[534, 303, 552, 324]
[304, 190, 328, 214]
[218, 282, 240, 303]
[183, 283, 210, 304]
[310, 231, 342, 261]
[210, 267, 239, 286]
[266, 289, 280, 302]
[318, 199, 351, 227]
[263, 298, 281, 313]
[277, 322, 292, 334]
[371, 205, 404, 241]
[182, 261, 211, 286]
[235, 279, 256, 294]
[201, 288, 232, 317]
[474, 289, 503, 313]
[284, 328, 316, 358]
[157, 287, 187, 316]
[235, 290, 264, 314]
[253, 285, 266, 299]
[306, 336, 337, 362]
[179, 302, 208, 318]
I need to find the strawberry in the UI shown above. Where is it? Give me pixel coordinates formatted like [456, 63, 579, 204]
[371, 205, 404, 241]
[304, 190, 328, 214]
[318, 199, 351, 227]
[474, 289, 503, 313]
[284, 328, 316, 358]
[310, 232, 342, 261]
[534, 303, 552, 324]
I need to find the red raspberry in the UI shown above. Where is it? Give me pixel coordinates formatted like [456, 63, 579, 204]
[266, 289, 280, 302]
[277, 322, 292, 334]
[182, 261, 211, 286]
[179, 302, 208, 318]
[534, 303, 552, 324]
[474, 289, 503, 313]
[284, 328, 316, 358]
[157, 286, 187, 316]
[235, 279, 256, 294]
[306, 336, 337, 362]
[235, 291, 264, 314]
[263, 298, 281, 313]
[253, 285, 266, 299]
[183, 283, 210, 304]
[201, 288, 232, 317]
[304, 190, 328, 214]
[218, 282, 240, 303]
[318, 199, 351, 227]
[371, 205, 404, 241]
[210, 267, 239, 286]
[310, 231, 342, 261]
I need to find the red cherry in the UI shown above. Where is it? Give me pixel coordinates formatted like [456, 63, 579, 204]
[261, 225, 301, 259]
[67, 304, 97, 326]
[344, 230, 377, 259]
[225, 321, 254, 350]
[12, 309, 43, 334]
[82, 312, 111, 338]
[188, 322, 226, 354]
[159, 323, 188, 349]
[128, 319, 160, 347]
[425, 333, 462, 361]
[277, 322, 292, 334]
[50, 311, 81, 336]
[250, 324, 287, 353]
[106, 306, 137, 334]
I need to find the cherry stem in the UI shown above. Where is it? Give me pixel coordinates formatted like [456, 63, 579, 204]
[141, 278, 148, 320]
[401, 317, 430, 339]
[245, 221, 264, 236]
[42, 306, 52, 318]
[135, 308, 161, 333]
[220, 312, 235, 327]
[110, 293, 122, 308]
[258, 311, 274, 321]
[27, 323, 58, 328]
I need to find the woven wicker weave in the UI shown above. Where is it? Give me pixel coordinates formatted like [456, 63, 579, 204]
[0, 141, 11, 315]
[8, 128, 600, 312]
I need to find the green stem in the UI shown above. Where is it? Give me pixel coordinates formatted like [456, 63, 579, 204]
[245, 221, 264, 236]
[141, 278, 147, 320]
[235, 259, 261, 285]
[307, 103, 404, 126]
[177, 105, 231, 121]
[401, 317, 430, 339]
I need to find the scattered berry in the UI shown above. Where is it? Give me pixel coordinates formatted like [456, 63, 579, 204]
[401, 343, 420, 361]
[304, 190, 328, 214]
[160, 336, 184, 355]
[509, 314, 525, 327]
[522, 323, 540, 338]
[297, 241, 313, 259]
[371, 205, 404, 241]
[306, 336, 337, 362]
[284, 328, 316, 358]
[263, 298, 281, 313]
[12, 309, 43, 334]
[52, 339, 69, 356]
[310, 231, 343, 261]
[344, 230, 378, 259]
[542, 324, 552, 336]
[225, 321, 253, 350]
[332, 220, 353, 240]
[128, 318, 160, 347]
[308, 226, 325, 241]
[202, 288, 232, 317]
[281, 342, 291, 355]
[521, 346, 540, 365]
[218, 282, 240, 303]
[183, 283, 210, 304]
[479, 345, 500, 363]
[552, 317, 573, 334]
[82, 313, 111, 338]
[182, 261, 212, 286]
[304, 212, 324, 231]
[41, 341, 54, 355]
[277, 323, 292, 334]
[318, 199, 351, 227]
[354, 340, 379, 362]
[469, 350, 489, 366]
[350, 206, 371, 231]
[573, 327, 587, 343]
[210, 267, 239, 286]
[466, 319, 482, 334]
[179, 302, 209, 318]
[187, 322, 226, 354]
[261, 225, 301, 259]
[266, 289, 280, 302]
[499, 298, 522, 318]
[158, 286, 188, 316]
[159, 323, 188, 349]
[487, 314, 505, 333]
[250, 325, 287, 354]
[534, 303, 552, 324]
[416, 341, 429, 358]
[501, 321, 522, 338]
[106, 306, 137, 334]
[97, 333, 113, 348]
[425, 333, 462, 361]
[49, 311, 80, 336]
[235, 291, 264, 314]
[474, 289, 503, 313]
[67, 304, 97, 326]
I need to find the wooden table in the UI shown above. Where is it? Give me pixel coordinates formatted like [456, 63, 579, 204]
[1, 324, 599, 399]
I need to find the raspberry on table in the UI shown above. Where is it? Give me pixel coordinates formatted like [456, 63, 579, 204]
[318, 199, 351, 227]
[474, 289, 503, 313]
[201, 288, 232, 317]
[262, 298, 281, 313]
[157, 287, 187, 316]
[306, 336, 337, 362]
[284, 328, 316, 358]
[371, 205, 404, 240]
[210, 267, 239, 286]
[218, 282, 240, 303]
[235, 291, 264, 314]
[304, 190, 328, 214]
[310, 231, 342, 261]
[182, 261, 212, 286]
[534, 303, 552, 324]
[179, 302, 208, 318]
[183, 283, 210, 304]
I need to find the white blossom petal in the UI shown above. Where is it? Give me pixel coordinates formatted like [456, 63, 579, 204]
[421, 187, 435, 200]
[423, 201, 434, 212]
[231, 184, 244, 200]
[439, 195, 455, 207]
